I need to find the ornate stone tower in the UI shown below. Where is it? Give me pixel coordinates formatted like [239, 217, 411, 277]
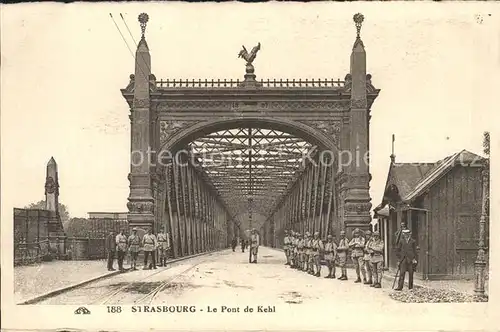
[127, 13, 155, 229]
[340, 14, 372, 235]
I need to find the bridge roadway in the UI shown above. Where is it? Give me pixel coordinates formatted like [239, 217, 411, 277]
[39, 247, 392, 306]
[37, 247, 487, 330]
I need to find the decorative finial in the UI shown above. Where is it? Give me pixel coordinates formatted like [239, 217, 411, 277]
[238, 42, 261, 66]
[138, 13, 149, 38]
[353, 13, 364, 38]
[238, 42, 262, 86]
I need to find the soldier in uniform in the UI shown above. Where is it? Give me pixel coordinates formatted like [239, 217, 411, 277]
[323, 234, 337, 278]
[127, 227, 141, 270]
[142, 228, 157, 270]
[283, 230, 294, 267]
[283, 230, 291, 265]
[231, 237, 238, 252]
[363, 230, 373, 285]
[367, 231, 384, 288]
[336, 230, 349, 280]
[106, 231, 116, 271]
[115, 229, 128, 271]
[241, 237, 246, 253]
[297, 233, 305, 271]
[394, 229, 418, 291]
[349, 228, 366, 283]
[311, 232, 324, 277]
[303, 232, 311, 273]
[157, 229, 169, 267]
[308, 232, 316, 275]
[291, 232, 299, 269]
[249, 228, 260, 263]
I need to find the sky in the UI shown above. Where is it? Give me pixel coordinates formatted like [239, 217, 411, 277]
[1, 2, 499, 223]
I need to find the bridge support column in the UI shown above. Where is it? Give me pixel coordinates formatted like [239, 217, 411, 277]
[343, 29, 372, 236]
[127, 35, 155, 230]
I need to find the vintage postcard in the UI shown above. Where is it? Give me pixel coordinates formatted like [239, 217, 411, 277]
[1, 2, 499, 331]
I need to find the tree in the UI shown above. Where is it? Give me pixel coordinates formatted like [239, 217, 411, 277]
[24, 200, 70, 226]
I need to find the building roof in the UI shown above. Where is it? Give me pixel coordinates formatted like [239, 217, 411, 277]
[374, 149, 485, 212]
[390, 162, 437, 199]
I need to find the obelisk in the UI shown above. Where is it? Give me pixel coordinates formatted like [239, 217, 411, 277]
[45, 156, 60, 216]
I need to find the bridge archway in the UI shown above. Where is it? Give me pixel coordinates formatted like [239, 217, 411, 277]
[121, 13, 380, 257]
[160, 117, 338, 154]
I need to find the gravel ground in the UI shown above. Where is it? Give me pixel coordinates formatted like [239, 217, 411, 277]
[389, 286, 488, 303]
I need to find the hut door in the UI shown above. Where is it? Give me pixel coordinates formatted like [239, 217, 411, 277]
[408, 208, 429, 279]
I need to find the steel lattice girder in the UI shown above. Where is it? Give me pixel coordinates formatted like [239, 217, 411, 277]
[188, 127, 314, 217]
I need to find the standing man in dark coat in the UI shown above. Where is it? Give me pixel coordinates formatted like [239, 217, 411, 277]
[241, 237, 246, 253]
[106, 231, 116, 271]
[394, 229, 418, 290]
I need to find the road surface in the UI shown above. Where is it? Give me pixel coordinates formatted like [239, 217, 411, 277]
[35, 248, 490, 331]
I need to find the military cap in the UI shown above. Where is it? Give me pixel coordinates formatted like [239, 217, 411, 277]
[314, 232, 319, 236]
[327, 234, 333, 239]
[353, 228, 361, 234]
[305, 231, 310, 236]
[132, 227, 138, 231]
[365, 230, 372, 235]
[340, 230, 346, 235]
[372, 231, 380, 236]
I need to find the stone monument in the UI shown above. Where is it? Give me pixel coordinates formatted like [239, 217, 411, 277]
[44, 157, 66, 255]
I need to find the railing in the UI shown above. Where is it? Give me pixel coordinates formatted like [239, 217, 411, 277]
[14, 236, 109, 266]
[156, 78, 345, 89]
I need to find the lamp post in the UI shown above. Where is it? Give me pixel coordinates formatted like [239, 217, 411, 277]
[474, 131, 489, 295]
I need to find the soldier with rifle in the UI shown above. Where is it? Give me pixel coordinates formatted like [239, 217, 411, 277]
[127, 227, 141, 270]
[249, 228, 260, 263]
[292, 232, 300, 269]
[349, 228, 366, 283]
[367, 231, 384, 288]
[311, 232, 324, 277]
[363, 230, 374, 285]
[336, 231, 349, 280]
[241, 237, 246, 253]
[283, 230, 291, 265]
[297, 233, 305, 270]
[323, 234, 337, 278]
[303, 232, 311, 273]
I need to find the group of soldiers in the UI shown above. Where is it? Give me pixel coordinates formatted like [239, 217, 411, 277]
[105, 227, 171, 271]
[230, 228, 260, 264]
[282, 228, 385, 288]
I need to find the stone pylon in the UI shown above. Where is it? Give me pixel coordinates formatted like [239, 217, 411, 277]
[44, 157, 66, 256]
[340, 13, 372, 236]
[45, 156, 60, 216]
[127, 13, 155, 230]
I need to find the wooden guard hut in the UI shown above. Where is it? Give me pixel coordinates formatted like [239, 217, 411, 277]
[373, 149, 488, 280]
